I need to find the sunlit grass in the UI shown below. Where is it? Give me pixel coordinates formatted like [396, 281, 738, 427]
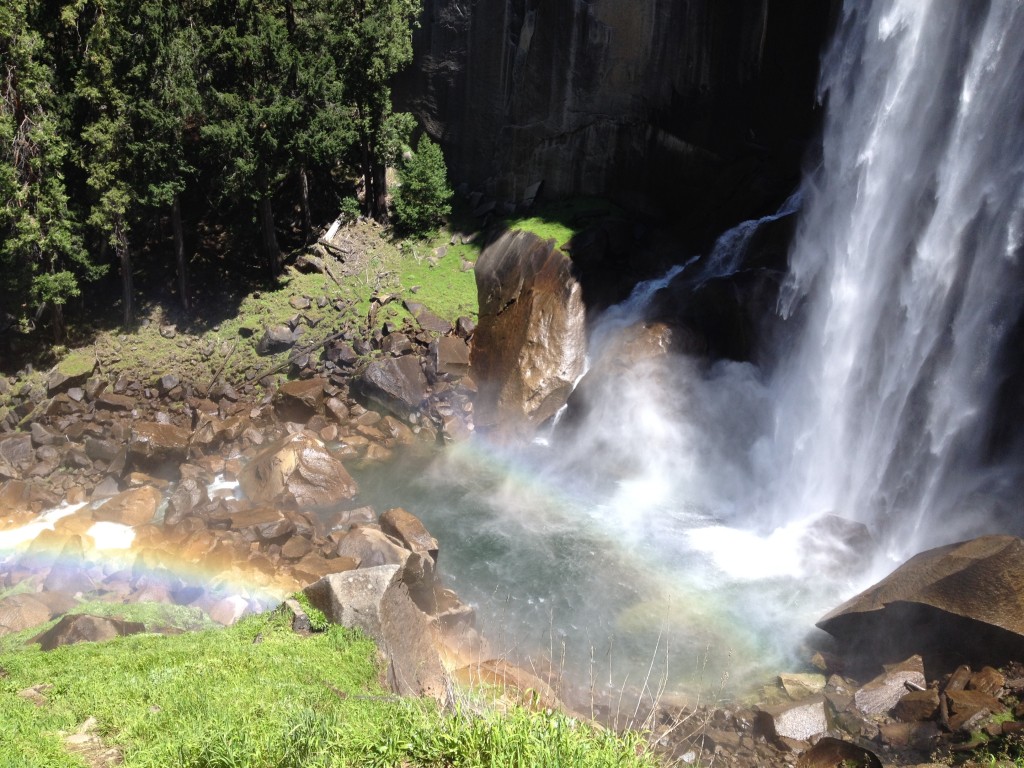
[0, 609, 660, 768]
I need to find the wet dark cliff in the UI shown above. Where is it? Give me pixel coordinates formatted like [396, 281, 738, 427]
[396, 0, 838, 234]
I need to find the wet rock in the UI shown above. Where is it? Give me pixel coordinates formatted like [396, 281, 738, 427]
[32, 614, 146, 650]
[818, 536, 1024, 667]
[380, 507, 439, 562]
[290, 554, 359, 584]
[0, 479, 33, 516]
[854, 655, 927, 715]
[237, 432, 358, 508]
[455, 316, 475, 339]
[303, 565, 447, 699]
[128, 422, 191, 463]
[93, 486, 163, 527]
[229, 507, 295, 544]
[471, 230, 586, 441]
[165, 478, 210, 526]
[358, 356, 428, 419]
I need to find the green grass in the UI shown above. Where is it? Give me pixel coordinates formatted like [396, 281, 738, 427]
[0, 609, 660, 768]
[503, 197, 623, 250]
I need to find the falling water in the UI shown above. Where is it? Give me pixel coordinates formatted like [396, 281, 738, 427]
[769, 0, 1024, 552]
[357, 0, 1024, 702]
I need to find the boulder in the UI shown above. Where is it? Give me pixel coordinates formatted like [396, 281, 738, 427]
[32, 614, 146, 650]
[129, 422, 190, 463]
[229, 507, 295, 544]
[358, 356, 428, 419]
[0, 593, 53, 635]
[854, 655, 926, 715]
[755, 695, 831, 742]
[817, 536, 1024, 667]
[431, 336, 471, 377]
[237, 433, 358, 508]
[303, 565, 447, 699]
[256, 324, 300, 355]
[471, 230, 586, 441]
[893, 689, 940, 722]
[0, 433, 34, 477]
[380, 507, 439, 562]
[274, 378, 325, 422]
[96, 392, 135, 411]
[93, 486, 163, 527]
[46, 358, 95, 395]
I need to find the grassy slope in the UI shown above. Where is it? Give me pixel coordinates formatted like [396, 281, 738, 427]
[0, 610, 659, 768]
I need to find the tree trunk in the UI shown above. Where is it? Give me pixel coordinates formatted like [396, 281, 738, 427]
[300, 165, 312, 242]
[116, 220, 133, 326]
[372, 159, 388, 224]
[172, 193, 190, 313]
[51, 302, 65, 343]
[259, 196, 280, 275]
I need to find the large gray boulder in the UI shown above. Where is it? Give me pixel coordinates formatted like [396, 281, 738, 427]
[471, 230, 586, 441]
[303, 565, 448, 700]
[818, 536, 1024, 668]
[358, 356, 429, 420]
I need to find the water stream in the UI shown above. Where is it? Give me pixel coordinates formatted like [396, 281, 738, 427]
[356, 0, 1024, 703]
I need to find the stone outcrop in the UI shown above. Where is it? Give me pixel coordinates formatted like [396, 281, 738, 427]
[303, 565, 448, 700]
[471, 230, 586, 440]
[32, 613, 147, 651]
[237, 433, 358, 508]
[817, 536, 1024, 668]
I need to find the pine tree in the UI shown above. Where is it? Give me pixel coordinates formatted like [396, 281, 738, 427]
[394, 135, 452, 234]
[0, 0, 101, 340]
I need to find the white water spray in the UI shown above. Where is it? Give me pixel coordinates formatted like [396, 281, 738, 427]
[769, 0, 1024, 552]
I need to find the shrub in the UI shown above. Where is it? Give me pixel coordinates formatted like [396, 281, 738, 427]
[394, 135, 453, 235]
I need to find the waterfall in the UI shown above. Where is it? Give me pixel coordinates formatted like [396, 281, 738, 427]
[768, 0, 1024, 552]
[351, 0, 1024, 699]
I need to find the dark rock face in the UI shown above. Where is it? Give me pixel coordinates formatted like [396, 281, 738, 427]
[471, 230, 586, 440]
[817, 536, 1024, 670]
[398, 0, 836, 225]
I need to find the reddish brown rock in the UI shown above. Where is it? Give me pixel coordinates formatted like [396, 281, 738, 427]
[274, 379, 325, 422]
[129, 422, 190, 462]
[946, 688, 1005, 731]
[229, 507, 295, 544]
[471, 230, 586, 441]
[893, 689, 940, 722]
[93, 486, 163, 527]
[380, 508, 439, 562]
[237, 433, 358, 508]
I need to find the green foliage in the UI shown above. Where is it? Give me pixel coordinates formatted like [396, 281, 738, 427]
[394, 135, 453, 234]
[503, 197, 623, 249]
[290, 592, 330, 632]
[0, 611, 658, 768]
